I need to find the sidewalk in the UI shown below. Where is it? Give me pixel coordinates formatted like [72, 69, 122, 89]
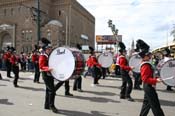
[0, 71, 174, 116]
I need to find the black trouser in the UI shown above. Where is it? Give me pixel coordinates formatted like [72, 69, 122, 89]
[12, 65, 19, 86]
[42, 72, 56, 109]
[84, 67, 92, 77]
[133, 72, 142, 88]
[120, 70, 133, 97]
[102, 67, 107, 79]
[55, 80, 70, 95]
[92, 66, 102, 84]
[33, 62, 40, 82]
[140, 84, 164, 116]
[20, 62, 26, 71]
[115, 65, 120, 75]
[73, 76, 82, 90]
[5, 60, 11, 77]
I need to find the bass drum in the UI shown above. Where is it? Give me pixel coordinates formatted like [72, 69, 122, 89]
[48, 47, 85, 81]
[129, 54, 142, 73]
[98, 52, 113, 68]
[159, 59, 175, 87]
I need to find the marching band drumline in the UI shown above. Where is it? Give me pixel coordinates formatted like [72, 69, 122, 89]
[0, 38, 174, 115]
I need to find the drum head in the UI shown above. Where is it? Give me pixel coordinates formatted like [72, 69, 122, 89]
[49, 47, 75, 81]
[129, 54, 142, 73]
[98, 52, 113, 68]
[160, 59, 175, 87]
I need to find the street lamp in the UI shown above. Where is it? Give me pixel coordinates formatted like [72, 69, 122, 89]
[108, 19, 119, 53]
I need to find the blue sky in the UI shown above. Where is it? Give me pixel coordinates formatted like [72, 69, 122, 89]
[77, 0, 175, 50]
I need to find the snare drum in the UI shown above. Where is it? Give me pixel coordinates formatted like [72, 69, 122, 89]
[159, 59, 175, 87]
[98, 52, 113, 68]
[129, 54, 142, 73]
[48, 47, 85, 81]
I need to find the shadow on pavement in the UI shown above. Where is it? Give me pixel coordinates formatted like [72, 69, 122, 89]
[0, 84, 7, 86]
[19, 77, 33, 81]
[57, 94, 120, 103]
[83, 90, 116, 96]
[0, 99, 14, 105]
[18, 86, 45, 92]
[58, 109, 119, 116]
[97, 84, 121, 89]
[0, 79, 11, 82]
[156, 89, 175, 93]
[134, 98, 175, 107]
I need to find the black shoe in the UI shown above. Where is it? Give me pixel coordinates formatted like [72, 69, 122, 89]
[65, 93, 73, 96]
[44, 106, 50, 110]
[134, 86, 142, 90]
[127, 97, 134, 102]
[14, 84, 19, 87]
[167, 88, 173, 91]
[120, 95, 125, 99]
[7, 76, 12, 78]
[0, 74, 2, 80]
[77, 89, 83, 92]
[50, 107, 59, 113]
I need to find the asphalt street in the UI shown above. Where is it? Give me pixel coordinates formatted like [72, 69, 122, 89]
[0, 71, 175, 116]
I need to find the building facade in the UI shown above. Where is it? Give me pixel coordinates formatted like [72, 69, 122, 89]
[0, 0, 95, 53]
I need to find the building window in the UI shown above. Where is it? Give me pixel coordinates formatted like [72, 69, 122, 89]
[11, 8, 14, 16]
[4, 9, 6, 16]
[47, 29, 51, 40]
[18, 7, 21, 13]
[21, 30, 33, 41]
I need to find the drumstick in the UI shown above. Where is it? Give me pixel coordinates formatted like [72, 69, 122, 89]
[162, 76, 175, 81]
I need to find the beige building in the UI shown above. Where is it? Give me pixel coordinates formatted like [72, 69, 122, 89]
[0, 0, 95, 53]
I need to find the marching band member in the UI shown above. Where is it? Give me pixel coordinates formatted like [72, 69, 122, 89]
[39, 37, 58, 113]
[10, 47, 20, 87]
[89, 47, 102, 85]
[157, 48, 173, 91]
[118, 42, 134, 101]
[3, 46, 12, 78]
[32, 45, 40, 83]
[73, 44, 83, 92]
[136, 39, 165, 116]
[132, 49, 142, 90]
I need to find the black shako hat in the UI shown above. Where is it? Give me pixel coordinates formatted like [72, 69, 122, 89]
[89, 46, 94, 54]
[163, 48, 171, 56]
[33, 44, 40, 52]
[6, 46, 11, 51]
[40, 37, 51, 50]
[9, 47, 16, 52]
[76, 44, 82, 50]
[118, 42, 126, 53]
[136, 39, 151, 58]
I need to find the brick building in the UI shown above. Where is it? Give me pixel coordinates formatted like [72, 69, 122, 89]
[0, 0, 95, 53]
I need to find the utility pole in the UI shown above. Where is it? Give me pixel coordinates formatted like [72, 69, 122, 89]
[37, 0, 41, 46]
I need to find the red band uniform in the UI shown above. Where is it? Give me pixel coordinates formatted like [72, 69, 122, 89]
[32, 51, 40, 83]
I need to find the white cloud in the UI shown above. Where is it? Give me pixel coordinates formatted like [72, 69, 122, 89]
[77, 0, 175, 49]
